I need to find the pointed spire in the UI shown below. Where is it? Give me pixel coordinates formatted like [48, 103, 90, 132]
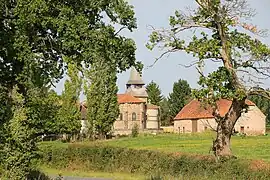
[126, 67, 145, 85]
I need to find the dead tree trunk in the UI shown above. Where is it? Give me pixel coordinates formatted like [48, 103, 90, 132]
[212, 99, 246, 159]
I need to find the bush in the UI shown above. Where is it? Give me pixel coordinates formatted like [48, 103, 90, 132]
[131, 123, 139, 138]
[38, 143, 270, 179]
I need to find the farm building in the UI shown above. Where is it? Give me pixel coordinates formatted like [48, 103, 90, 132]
[80, 67, 160, 135]
[174, 99, 266, 135]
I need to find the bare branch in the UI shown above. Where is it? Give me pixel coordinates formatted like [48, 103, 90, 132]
[179, 60, 198, 68]
[203, 119, 217, 132]
[114, 27, 126, 36]
[146, 48, 178, 69]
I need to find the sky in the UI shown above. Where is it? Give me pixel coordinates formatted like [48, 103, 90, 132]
[55, 0, 270, 99]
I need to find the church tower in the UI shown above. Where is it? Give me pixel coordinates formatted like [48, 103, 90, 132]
[126, 67, 148, 102]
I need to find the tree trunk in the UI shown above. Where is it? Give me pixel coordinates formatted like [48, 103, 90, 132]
[212, 120, 233, 158]
[212, 99, 246, 159]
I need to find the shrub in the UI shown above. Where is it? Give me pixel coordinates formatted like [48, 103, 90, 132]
[131, 123, 139, 138]
[38, 143, 270, 179]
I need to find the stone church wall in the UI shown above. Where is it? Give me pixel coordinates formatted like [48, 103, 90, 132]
[113, 103, 145, 131]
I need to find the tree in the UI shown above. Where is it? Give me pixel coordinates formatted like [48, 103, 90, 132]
[160, 98, 171, 126]
[168, 79, 191, 119]
[146, 81, 163, 105]
[84, 59, 119, 139]
[147, 0, 270, 158]
[2, 87, 37, 179]
[0, 0, 140, 177]
[57, 63, 82, 137]
[249, 93, 270, 125]
[27, 87, 61, 136]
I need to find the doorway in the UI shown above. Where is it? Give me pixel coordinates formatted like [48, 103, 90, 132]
[192, 120, 198, 133]
[240, 126, 244, 133]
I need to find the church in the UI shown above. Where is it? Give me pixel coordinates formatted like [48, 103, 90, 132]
[80, 67, 160, 135]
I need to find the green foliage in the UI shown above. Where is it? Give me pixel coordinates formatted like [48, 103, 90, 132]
[28, 88, 61, 136]
[159, 98, 171, 126]
[146, 81, 163, 106]
[168, 79, 191, 119]
[0, 0, 139, 177]
[57, 63, 82, 136]
[2, 87, 38, 179]
[38, 143, 270, 179]
[84, 59, 119, 139]
[131, 123, 139, 138]
[193, 67, 246, 105]
[249, 94, 270, 125]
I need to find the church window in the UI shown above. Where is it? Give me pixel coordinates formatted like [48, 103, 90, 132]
[119, 113, 123, 121]
[132, 112, 136, 121]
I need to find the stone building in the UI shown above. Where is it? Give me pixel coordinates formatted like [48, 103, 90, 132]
[174, 99, 266, 135]
[80, 67, 160, 135]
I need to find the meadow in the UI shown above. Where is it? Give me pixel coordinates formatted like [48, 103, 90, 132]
[97, 132, 270, 161]
[37, 132, 270, 179]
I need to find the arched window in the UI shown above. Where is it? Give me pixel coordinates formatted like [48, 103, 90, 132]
[119, 113, 123, 121]
[132, 112, 136, 121]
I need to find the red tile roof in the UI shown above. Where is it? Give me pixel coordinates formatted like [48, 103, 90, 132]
[117, 94, 144, 104]
[174, 99, 255, 120]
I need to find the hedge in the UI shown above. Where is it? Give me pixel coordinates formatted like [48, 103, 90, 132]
[39, 143, 270, 179]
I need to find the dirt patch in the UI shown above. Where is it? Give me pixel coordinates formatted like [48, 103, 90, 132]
[249, 160, 270, 171]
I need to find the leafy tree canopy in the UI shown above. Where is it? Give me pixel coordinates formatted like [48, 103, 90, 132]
[0, 0, 140, 177]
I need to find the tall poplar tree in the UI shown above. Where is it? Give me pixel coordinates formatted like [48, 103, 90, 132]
[84, 60, 119, 139]
[57, 63, 82, 137]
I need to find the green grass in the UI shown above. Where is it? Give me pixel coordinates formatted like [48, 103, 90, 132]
[40, 166, 220, 180]
[40, 132, 270, 161]
[40, 166, 146, 180]
[94, 132, 270, 161]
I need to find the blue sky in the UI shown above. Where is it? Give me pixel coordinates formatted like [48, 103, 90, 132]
[55, 0, 270, 99]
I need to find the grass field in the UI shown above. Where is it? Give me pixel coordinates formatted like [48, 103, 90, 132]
[38, 132, 270, 179]
[93, 132, 270, 161]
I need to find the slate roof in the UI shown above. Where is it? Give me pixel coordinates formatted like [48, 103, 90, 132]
[174, 99, 255, 120]
[126, 67, 145, 85]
